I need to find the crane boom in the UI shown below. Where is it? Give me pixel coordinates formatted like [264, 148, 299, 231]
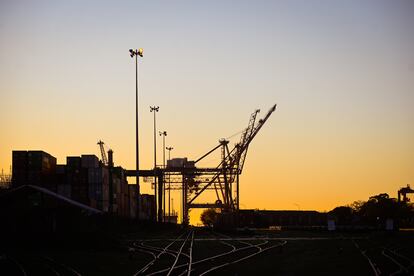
[188, 104, 277, 210]
[236, 109, 260, 173]
[97, 140, 108, 165]
[237, 104, 277, 173]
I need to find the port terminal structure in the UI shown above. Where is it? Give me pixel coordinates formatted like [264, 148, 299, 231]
[126, 104, 277, 224]
[398, 185, 414, 203]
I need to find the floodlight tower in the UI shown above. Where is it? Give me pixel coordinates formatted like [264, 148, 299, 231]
[166, 146, 174, 218]
[150, 106, 160, 169]
[159, 131, 167, 168]
[159, 130, 167, 221]
[150, 106, 159, 218]
[129, 48, 143, 217]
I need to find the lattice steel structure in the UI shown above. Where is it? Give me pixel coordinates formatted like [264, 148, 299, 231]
[126, 104, 277, 224]
[97, 140, 108, 166]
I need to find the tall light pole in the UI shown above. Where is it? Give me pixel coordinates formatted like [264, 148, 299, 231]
[171, 198, 174, 216]
[150, 106, 159, 220]
[129, 48, 143, 218]
[166, 147, 173, 164]
[166, 146, 173, 219]
[159, 130, 167, 221]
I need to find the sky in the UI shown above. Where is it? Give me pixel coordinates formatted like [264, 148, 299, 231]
[1, 0, 413, 224]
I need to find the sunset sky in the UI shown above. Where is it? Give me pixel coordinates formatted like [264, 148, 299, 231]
[1, 1, 413, 224]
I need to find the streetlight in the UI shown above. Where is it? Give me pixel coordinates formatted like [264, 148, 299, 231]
[150, 106, 159, 219]
[159, 131, 167, 168]
[166, 147, 173, 161]
[159, 130, 167, 221]
[166, 146, 174, 219]
[129, 48, 143, 218]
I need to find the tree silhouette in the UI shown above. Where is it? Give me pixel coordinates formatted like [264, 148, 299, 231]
[200, 209, 218, 227]
[331, 193, 414, 228]
[329, 206, 353, 225]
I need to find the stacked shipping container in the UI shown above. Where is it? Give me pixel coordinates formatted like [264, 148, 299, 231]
[56, 164, 70, 198]
[82, 155, 109, 211]
[66, 157, 89, 206]
[113, 167, 131, 218]
[11, 150, 140, 220]
[140, 194, 156, 221]
[12, 151, 57, 192]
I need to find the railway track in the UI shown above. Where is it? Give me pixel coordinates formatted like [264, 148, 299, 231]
[133, 229, 287, 276]
[195, 239, 286, 275]
[166, 230, 194, 276]
[0, 254, 27, 276]
[353, 238, 414, 276]
[6, 230, 401, 275]
[133, 229, 194, 276]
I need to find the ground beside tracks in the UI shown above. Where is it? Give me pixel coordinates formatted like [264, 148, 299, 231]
[1, 226, 414, 275]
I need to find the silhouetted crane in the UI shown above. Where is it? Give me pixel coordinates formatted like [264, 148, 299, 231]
[183, 104, 277, 222]
[398, 184, 414, 202]
[125, 104, 277, 224]
[97, 140, 108, 166]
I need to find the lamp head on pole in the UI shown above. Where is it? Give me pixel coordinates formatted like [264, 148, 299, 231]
[150, 106, 159, 112]
[129, 48, 144, 58]
[159, 131, 167, 137]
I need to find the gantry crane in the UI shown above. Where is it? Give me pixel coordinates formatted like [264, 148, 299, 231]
[398, 185, 414, 203]
[185, 104, 277, 216]
[166, 104, 276, 223]
[126, 104, 277, 224]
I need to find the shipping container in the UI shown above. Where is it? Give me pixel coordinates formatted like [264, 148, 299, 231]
[167, 158, 188, 168]
[129, 185, 137, 219]
[140, 194, 156, 220]
[66, 156, 81, 171]
[12, 151, 56, 190]
[81, 155, 99, 169]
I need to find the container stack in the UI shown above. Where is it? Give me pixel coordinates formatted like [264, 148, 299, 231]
[140, 194, 156, 221]
[12, 150, 57, 191]
[11, 151, 28, 187]
[66, 156, 89, 206]
[113, 167, 131, 218]
[11, 150, 139, 220]
[82, 155, 109, 212]
[129, 185, 137, 219]
[56, 164, 70, 198]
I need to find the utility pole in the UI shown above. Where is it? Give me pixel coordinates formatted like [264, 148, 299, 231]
[150, 106, 159, 220]
[108, 149, 114, 213]
[166, 146, 173, 219]
[159, 131, 167, 221]
[129, 48, 143, 219]
[171, 198, 174, 217]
